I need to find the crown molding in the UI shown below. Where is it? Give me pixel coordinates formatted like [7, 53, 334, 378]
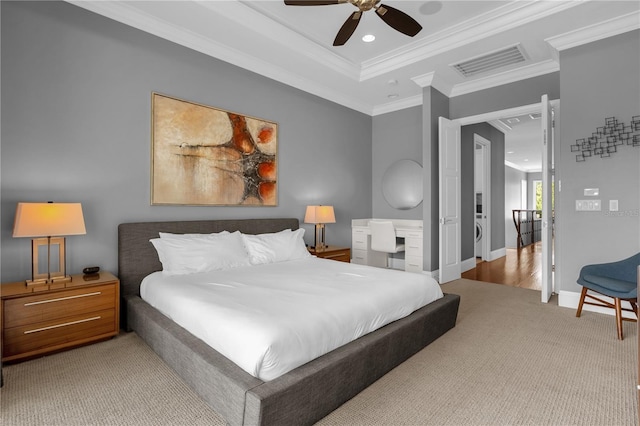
[204, 0, 361, 80]
[449, 59, 559, 98]
[411, 60, 559, 100]
[504, 161, 539, 173]
[360, 0, 580, 81]
[66, 1, 372, 114]
[372, 94, 423, 116]
[546, 10, 640, 53]
[410, 72, 454, 96]
[65, 1, 633, 117]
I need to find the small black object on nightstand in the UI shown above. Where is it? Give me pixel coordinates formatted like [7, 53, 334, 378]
[83, 266, 100, 275]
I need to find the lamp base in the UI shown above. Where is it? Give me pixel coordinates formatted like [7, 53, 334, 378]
[25, 275, 72, 287]
[25, 278, 49, 286]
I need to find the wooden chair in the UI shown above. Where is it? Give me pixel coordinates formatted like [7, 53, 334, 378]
[576, 252, 640, 340]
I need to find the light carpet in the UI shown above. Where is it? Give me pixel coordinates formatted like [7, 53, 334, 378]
[1, 279, 637, 425]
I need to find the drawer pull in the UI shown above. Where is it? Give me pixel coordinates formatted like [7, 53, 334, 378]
[24, 291, 102, 307]
[324, 253, 346, 259]
[24, 316, 102, 334]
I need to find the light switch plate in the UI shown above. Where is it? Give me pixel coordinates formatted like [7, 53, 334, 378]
[609, 200, 619, 211]
[576, 199, 601, 211]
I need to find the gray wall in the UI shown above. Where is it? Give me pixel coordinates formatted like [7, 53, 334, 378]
[556, 30, 640, 294]
[372, 106, 423, 219]
[1, 1, 373, 282]
[505, 166, 528, 249]
[461, 123, 505, 258]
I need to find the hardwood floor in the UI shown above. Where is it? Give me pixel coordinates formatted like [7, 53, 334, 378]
[462, 242, 542, 291]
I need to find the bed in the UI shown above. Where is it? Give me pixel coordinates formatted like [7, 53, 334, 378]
[118, 218, 460, 426]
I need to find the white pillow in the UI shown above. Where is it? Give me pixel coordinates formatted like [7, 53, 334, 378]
[241, 228, 310, 265]
[159, 230, 229, 239]
[150, 231, 250, 275]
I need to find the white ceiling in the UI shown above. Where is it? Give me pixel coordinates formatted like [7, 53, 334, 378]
[68, 0, 639, 171]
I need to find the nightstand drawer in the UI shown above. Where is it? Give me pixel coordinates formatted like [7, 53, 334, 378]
[3, 284, 117, 329]
[318, 249, 350, 262]
[3, 309, 116, 359]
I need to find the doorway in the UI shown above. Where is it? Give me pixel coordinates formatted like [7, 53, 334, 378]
[440, 99, 558, 296]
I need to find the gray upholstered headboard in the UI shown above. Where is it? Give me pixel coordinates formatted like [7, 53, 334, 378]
[117, 218, 299, 298]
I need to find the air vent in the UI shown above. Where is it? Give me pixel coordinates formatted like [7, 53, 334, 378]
[452, 45, 527, 78]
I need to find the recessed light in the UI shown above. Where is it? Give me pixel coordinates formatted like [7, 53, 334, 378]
[524, 159, 529, 162]
[387, 79, 398, 86]
[387, 94, 399, 99]
[507, 151, 515, 154]
[362, 34, 375, 43]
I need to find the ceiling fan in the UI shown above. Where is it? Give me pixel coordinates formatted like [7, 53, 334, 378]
[283, 0, 423, 46]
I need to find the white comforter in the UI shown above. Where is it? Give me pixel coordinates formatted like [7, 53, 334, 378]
[140, 257, 443, 381]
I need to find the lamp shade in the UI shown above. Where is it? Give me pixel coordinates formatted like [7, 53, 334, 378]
[13, 202, 86, 238]
[304, 205, 336, 224]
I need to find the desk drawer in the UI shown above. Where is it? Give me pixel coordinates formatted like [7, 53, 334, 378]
[352, 229, 368, 250]
[352, 249, 368, 264]
[3, 309, 116, 359]
[406, 236, 423, 251]
[4, 284, 117, 329]
[405, 255, 424, 273]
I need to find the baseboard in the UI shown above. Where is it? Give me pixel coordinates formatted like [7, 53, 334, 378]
[489, 248, 506, 261]
[558, 290, 636, 319]
[462, 257, 476, 273]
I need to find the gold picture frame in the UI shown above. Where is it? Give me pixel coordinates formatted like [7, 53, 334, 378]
[151, 93, 278, 206]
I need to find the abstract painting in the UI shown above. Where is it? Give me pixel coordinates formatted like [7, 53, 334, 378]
[151, 93, 277, 205]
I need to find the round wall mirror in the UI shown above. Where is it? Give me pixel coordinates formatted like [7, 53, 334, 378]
[382, 160, 423, 210]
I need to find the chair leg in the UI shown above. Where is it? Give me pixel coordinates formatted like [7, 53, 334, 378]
[576, 287, 588, 318]
[615, 297, 624, 340]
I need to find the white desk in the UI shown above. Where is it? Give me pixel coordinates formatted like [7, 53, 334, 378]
[351, 219, 423, 273]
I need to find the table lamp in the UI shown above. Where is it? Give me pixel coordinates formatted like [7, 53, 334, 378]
[13, 202, 86, 285]
[304, 205, 335, 251]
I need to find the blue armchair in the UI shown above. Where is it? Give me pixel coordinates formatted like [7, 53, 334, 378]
[576, 252, 639, 340]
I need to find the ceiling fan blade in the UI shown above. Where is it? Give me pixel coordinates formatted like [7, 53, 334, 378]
[284, 0, 343, 5]
[333, 11, 362, 46]
[375, 4, 422, 37]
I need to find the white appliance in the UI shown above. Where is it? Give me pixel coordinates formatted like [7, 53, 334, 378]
[475, 214, 485, 257]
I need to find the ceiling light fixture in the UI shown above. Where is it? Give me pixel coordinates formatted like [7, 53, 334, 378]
[362, 34, 375, 42]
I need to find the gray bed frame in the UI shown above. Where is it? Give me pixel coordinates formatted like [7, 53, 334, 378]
[118, 218, 460, 426]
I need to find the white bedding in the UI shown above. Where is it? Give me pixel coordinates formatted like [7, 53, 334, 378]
[140, 257, 443, 381]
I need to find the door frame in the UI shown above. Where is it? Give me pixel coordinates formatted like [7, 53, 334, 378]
[474, 134, 491, 262]
[447, 100, 559, 292]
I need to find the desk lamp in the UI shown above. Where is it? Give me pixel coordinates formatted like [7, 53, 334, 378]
[304, 205, 336, 252]
[13, 202, 86, 285]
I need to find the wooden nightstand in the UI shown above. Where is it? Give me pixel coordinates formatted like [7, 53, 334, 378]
[308, 246, 351, 263]
[1, 271, 120, 363]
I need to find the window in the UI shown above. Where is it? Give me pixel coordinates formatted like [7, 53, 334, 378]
[533, 180, 554, 217]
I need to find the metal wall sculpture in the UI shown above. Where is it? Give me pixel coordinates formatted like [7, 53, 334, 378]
[571, 116, 640, 162]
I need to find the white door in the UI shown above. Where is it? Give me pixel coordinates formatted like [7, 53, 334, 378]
[439, 117, 461, 283]
[541, 95, 554, 302]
